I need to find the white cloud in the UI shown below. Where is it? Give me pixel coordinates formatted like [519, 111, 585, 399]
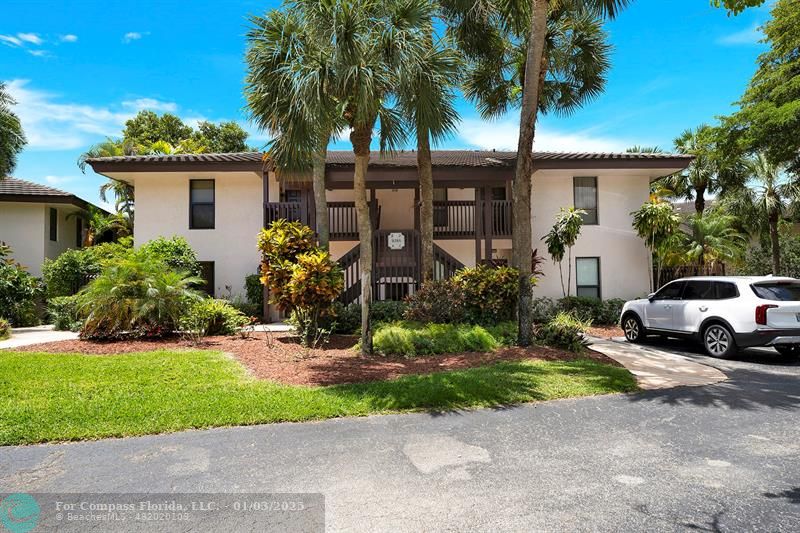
[717, 23, 762, 46]
[28, 50, 48, 57]
[5, 79, 180, 151]
[60, 34, 78, 43]
[457, 117, 634, 153]
[122, 98, 178, 113]
[0, 34, 23, 47]
[17, 33, 43, 45]
[43, 175, 76, 186]
[123, 32, 145, 43]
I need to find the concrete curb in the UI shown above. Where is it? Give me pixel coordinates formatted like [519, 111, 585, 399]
[588, 336, 727, 390]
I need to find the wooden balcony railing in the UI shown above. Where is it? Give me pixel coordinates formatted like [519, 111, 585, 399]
[432, 200, 512, 238]
[265, 200, 379, 241]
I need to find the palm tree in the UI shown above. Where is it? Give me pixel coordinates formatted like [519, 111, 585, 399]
[245, 8, 343, 250]
[251, 0, 431, 354]
[78, 139, 137, 227]
[444, 0, 622, 344]
[544, 207, 585, 297]
[682, 211, 747, 268]
[398, 37, 461, 281]
[661, 125, 747, 215]
[0, 81, 27, 178]
[720, 154, 799, 274]
[626, 146, 663, 153]
[631, 196, 681, 291]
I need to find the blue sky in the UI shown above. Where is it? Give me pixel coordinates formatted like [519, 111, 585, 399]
[1, 0, 771, 210]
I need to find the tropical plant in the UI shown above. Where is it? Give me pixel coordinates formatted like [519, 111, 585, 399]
[442, 0, 624, 346]
[453, 264, 521, 325]
[48, 295, 82, 331]
[42, 248, 103, 298]
[180, 298, 249, 338]
[719, 0, 800, 175]
[77, 252, 204, 339]
[403, 279, 467, 324]
[258, 220, 342, 344]
[631, 195, 682, 291]
[682, 211, 747, 268]
[140, 236, 201, 277]
[245, 8, 342, 250]
[0, 81, 27, 178]
[719, 154, 800, 275]
[626, 146, 663, 153]
[534, 311, 589, 353]
[544, 207, 585, 297]
[0, 243, 43, 326]
[738, 223, 800, 278]
[372, 321, 502, 356]
[659, 124, 747, 215]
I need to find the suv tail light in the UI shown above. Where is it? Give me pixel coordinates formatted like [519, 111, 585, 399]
[755, 304, 778, 325]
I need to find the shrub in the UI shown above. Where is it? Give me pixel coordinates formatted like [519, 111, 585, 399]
[372, 321, 501, 357]
[42, 248, 102, 298]
[371, 301, 407, 323]
[600, 298, 625, 325]
[180, 298, 249, 337]
[454, 265, 520, 324]
[404, 279, 466, 324]
[0, 243, 43, 326]
[484, 321, 518, 346]
[535, 312, 589, 353]
[557, 296, 624, 326]
[48, 295, 82, 331]
[77, 252, 204, 339]
[245, 273, 264, 309]
[0, 318, 10, 340]
[140, 236, 201, 276]
[531, 297, 559, 323]
[258, 221, 342, 345]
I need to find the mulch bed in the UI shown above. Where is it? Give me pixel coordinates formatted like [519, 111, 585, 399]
[586, 325, 624, 339]
[10, 332, 621, 387]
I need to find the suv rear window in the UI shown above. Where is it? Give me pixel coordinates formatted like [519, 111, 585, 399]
[751, 282, 800, 301]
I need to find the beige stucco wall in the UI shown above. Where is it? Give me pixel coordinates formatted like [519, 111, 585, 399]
[0, 203, 46, 276]
[109, 167, 651, 302]
[0, 202, 82, 277]
[530, 170, 651, 300]
[130, 171, 263, 298]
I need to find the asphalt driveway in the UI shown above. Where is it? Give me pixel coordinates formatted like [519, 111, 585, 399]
[1, 344, 799, 532]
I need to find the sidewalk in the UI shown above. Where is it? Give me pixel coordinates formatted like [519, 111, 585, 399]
[0, 325, 79, 350]
[588, 336, 727, 390]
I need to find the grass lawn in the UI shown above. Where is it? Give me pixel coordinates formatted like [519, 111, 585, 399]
[0, 350, 638, 445]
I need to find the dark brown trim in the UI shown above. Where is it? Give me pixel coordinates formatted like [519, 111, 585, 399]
[89, 160, 265, 173]
[0, 194, 94, 211]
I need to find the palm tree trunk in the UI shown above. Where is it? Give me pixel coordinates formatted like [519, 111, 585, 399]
[418, 128, 434, 282]
[312, 133, 330, 250]
[769, 211, 780, 274]
[694, 184, 706, 215]
[512, 0, 549, 346]
[351, 125, 373, 355]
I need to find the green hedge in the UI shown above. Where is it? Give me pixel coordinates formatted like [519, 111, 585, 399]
[531, 296, 625, 326]
[372, 321, 515, 357]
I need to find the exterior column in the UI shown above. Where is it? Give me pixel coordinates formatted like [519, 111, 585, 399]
[484, 186, 493, 263]
[474, 187, 482, 265]
[262, 170, 270, 322]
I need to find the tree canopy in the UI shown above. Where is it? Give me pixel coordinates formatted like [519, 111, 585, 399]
[120, 111, 254, 154]
[711, 0, 766, 15]
[0, 81, 26, 178]
[719, 0, 800, 174]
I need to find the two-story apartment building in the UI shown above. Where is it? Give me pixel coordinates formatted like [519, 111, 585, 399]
[86, 150, 692, 307]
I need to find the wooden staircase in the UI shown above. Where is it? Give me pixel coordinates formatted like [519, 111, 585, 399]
[337, 230, 465, 305]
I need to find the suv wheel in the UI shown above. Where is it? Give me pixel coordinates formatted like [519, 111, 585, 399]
[703, 323, 737, 358]
[622, 314, 645, 343]
[775, 345, 800, 358]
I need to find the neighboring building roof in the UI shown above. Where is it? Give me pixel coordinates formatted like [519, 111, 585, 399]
[672, 199, 716, 216]
[86, 150, 694, 173]
[0, 177, 98, 211]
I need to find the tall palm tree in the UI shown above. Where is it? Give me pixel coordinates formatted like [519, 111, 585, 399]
[398, 36, 461, 281]
[661, 125, 747, 215]
[252, 0, 431, 354]
[78, 138, 137, 227]
[444, 0, 622, 344]
[246, 8, 343, 250]
[720, 154, 799, 274]
[0, 81, 27, 178]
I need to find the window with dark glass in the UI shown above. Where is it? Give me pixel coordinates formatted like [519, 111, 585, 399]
[576, 257, 601, 299]
[574, 176, 598, 225]
[49, 208, 58, 241]
[190, 180, 215, 229]
[653, 280, 686, 300]
[715, 282, 739, 299]
[682, 280, 715, 300]
[198, 261, 215, 296]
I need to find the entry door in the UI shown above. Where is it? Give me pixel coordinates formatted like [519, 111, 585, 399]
[645, 281, 685, 330]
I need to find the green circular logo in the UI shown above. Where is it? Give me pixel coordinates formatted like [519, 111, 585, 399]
[0, 494, 40, 533]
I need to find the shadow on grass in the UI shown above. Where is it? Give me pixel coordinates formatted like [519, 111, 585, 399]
[320, 359, 638, 414]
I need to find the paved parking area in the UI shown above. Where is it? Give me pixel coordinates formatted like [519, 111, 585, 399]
[0, 325, 78, 349]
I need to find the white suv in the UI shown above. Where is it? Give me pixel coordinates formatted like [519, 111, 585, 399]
[619, 276, 800, 358]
